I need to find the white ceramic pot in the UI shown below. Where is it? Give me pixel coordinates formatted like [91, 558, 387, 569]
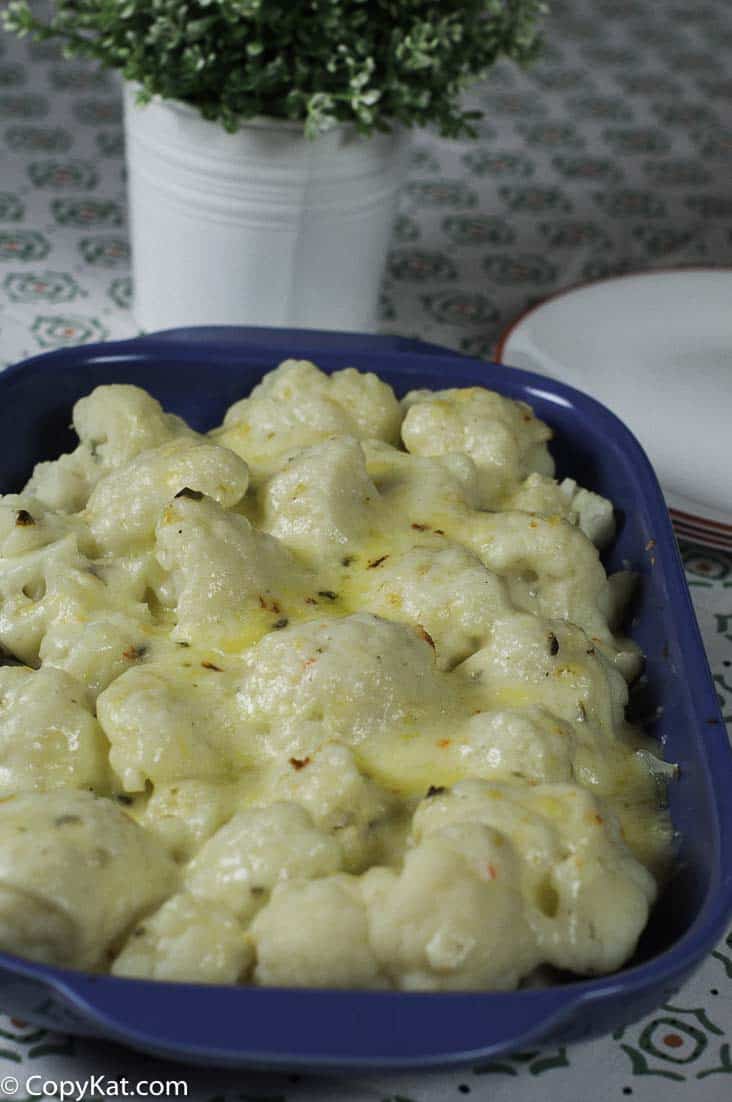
[122, 83, 410, 331]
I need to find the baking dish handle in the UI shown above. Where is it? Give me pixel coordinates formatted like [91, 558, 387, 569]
[49, 978, 585, 1066]
[9, 968, 637, 1069]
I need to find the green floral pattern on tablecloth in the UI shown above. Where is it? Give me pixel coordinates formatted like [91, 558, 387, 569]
[0, 0, 730, 1097]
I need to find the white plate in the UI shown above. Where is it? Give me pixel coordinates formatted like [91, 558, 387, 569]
[496, 269, 732, 545]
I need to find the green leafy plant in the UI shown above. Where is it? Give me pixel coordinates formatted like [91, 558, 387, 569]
[3, 1, 547, 137]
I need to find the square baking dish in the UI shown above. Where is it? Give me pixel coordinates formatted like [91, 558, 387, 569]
[0, 326, 729, 1071]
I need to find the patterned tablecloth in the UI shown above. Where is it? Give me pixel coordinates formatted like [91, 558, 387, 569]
[0, 0, 731, 1097]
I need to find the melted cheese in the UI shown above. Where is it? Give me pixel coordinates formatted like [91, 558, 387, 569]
[0, 362, 673, 989]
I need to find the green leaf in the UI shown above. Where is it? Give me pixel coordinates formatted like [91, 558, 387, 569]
[1, 0, 546, 137]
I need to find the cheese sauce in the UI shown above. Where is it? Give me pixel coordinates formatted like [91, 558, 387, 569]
[0, 361, 673, 989]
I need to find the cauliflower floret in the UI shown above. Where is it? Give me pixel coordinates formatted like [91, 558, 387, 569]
[236, 613, 444, 759]
[250, 874, 384, 988]
[458, 613, 629, 739]
[0, 495, 79, 557]
[413, 780, 656, 975]
[0, 666, 110, 796]
[24, 384, 195, 513]
[325, 367, 402, 443]
[562, 481, 615, 548]
[604, 571, 644, 682]
[363, 821, 537, 990]
[271, 741, 402, 872]
[358, 543, 513, 669]
[21, 452, 99, 516]
[536, 788, 656, 974]
[401, 387, 554, 507]
[141, 779, 241, 862]
[413, 780, 556, 860]
[154, 494, 306, 645]
[112, 891, 252, 984]
[0, 790, 178, 969]
[455, 707, 575, 784]
[0, 534, 111, 665]
[186, 802, 342, 921]
[39, 611, 153, 701]
[259, 437, 381, 564]
[363, 441, 481, 518]
[500, 472, 570, 520]
[86, 548, 165, 608]
[502, 473, 616, 549]
[215, 360, 401, 479]
[73, 384, 195, 469]
[85, 438, 249, 554]
[456, 510, 612, 644]
[97, 666, 237, 792]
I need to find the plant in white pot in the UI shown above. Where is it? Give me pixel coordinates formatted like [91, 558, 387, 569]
[4, 0, 546, 331]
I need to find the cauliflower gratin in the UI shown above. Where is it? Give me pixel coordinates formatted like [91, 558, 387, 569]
[0, 361, 674, 990]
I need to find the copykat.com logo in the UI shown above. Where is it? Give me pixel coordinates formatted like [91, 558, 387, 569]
[0, 1077, 189, 1100]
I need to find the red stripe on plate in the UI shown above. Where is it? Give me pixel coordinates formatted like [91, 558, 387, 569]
[672, 523, 732, 551]
[669, 507, 732, 534]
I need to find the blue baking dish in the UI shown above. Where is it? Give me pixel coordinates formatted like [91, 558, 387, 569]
[0, 326, 729, 1071]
